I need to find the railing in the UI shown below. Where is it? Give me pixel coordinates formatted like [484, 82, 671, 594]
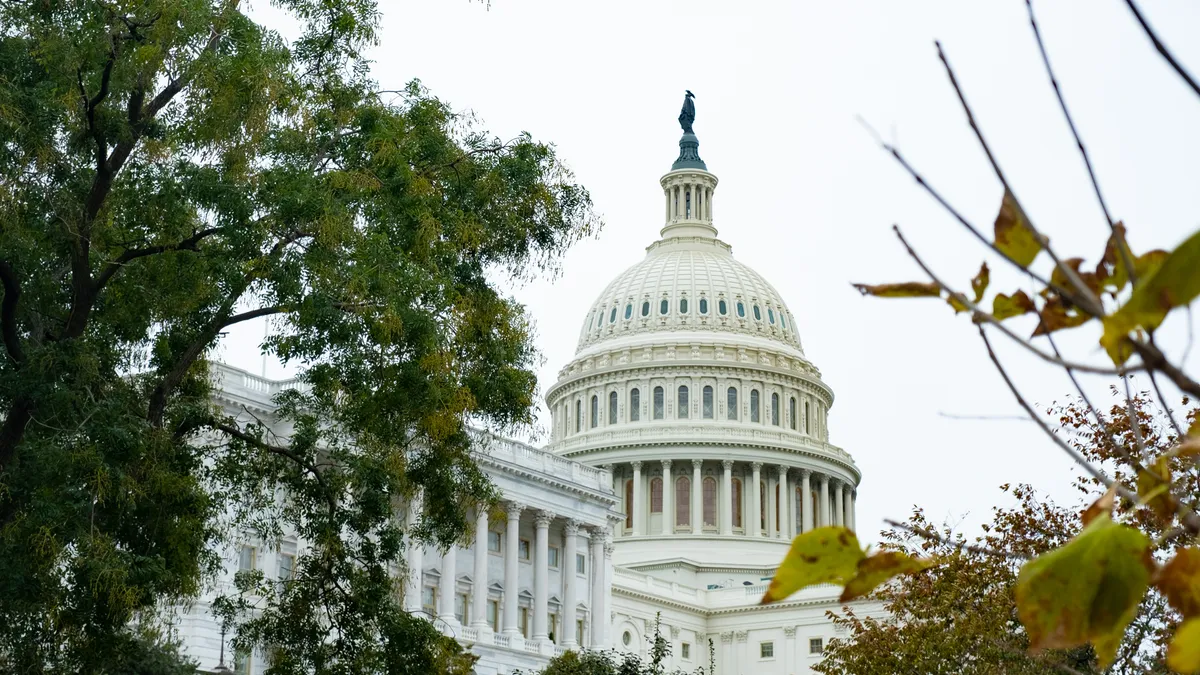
[492, 633, 510, 648]
[473, 431, 613, 492]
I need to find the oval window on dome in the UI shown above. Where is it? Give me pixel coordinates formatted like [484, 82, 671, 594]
[609, 307, 617, 323]
[753, 305, 762, 321]
[624, 303, 632, 320]
[719, 299, 727, 315]
[736, 302, 745, 318]
[679, 298, 688, 314]
[660, 299, 669, 315]
[780, 312, 787, 329]
[768, 308, 775, 324]
[699, 298, 709, 314]
[595, 312, 602, 329]
[642, 301, 650, 317]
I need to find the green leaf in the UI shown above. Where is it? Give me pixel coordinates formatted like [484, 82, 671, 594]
[993, 190, 1043, 267]
[971, 262, 990, 303]
[851, 282, 941, 298]
[1015, 513, 1153, 667]
[761, 527, 864, 604]
[839, 551, 933, 602]
[992, 290, 1036, 320]
[1154, 548, 1200, 618]
[1101, 228, 1200, 364]
[1168, 618, 1200, 673]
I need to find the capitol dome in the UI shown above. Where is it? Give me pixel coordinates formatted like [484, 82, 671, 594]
[545, 115, 859, 574]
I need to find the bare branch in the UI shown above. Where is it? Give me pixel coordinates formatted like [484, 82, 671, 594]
[884, 519, 1028, 561]
[1123, 0, 1200, 100]
[1129, 339, 1200, 400]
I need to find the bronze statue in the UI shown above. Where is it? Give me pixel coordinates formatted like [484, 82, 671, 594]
[678, 90, 696, 134]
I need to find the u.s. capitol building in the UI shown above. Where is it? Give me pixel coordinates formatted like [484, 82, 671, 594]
[179, 104, 876, 675]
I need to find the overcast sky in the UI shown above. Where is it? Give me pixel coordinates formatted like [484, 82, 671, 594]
[220, 0, 1200, 542]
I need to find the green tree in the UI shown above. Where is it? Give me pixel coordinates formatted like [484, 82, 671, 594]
[527, 614, 708, 675]
[0, 1, 595, 672]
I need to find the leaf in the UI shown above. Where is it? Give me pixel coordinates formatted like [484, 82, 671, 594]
[1154, 548, 1200, 618]
[839, 551, 933, 602]
[1168, 618, 1200, 673]
[852, 282, 941, 298]
[761, 527, 864, 604]
[1081, 483, 1117, 527]
[1136, 456, 1176, 522]
[992, 290, 1036, 320]
[1031, 295, 1091, 337]
[1101, 229, 1200, 364]
[1015, 513, 1153, 667]
[947, 294, 970, 314]
[971, 262, 990, 303]
[994, 190, 1043, 267]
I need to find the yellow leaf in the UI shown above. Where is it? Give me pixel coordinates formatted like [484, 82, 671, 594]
[1101, 229, 1200, 364]
[1031, 295, 1091, 337]
[992, 290, 1036, 320]
[1081, 483, 1116, 527]
[1154, 548, 1200, 618]
[994, 190, 1043, 267]
[1015, 513, 1153, 668]
[947, 294, 969, 314]
[851, 282, 941, 298]
[971, 262, 990, 303]
[839, 551, 934, 602]
[1168, 618, 1200, 673]
[1136, 457, 1176, 522]
[761, 527, 864, 605]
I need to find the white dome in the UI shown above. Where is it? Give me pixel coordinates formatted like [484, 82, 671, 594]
[576, 236, 804, 355]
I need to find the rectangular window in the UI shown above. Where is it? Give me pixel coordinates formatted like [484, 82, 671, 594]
[421, 586, 436, 613]
[519, 539, 530, 561]
[653, 387, 664, 419]
[682, 642, 691, 660]
[577, 553, 587, 575]
[277, 552, 295, 582]
[548, 546, 560, 568]
[548, 612, 558, 642]
[609, 392, 618, 424]
[488, 599, 499, 632]
[761, 642, 774, 659]
[519, 607, 529, 638]
[455, 593, 468, 623]
[630, 389, 640, 421]
[677, 386, 689, 419]
[750, 390, 760, 423]
[487, 530, 502, 553]
[239, 545, 257, 571]
[805, 401, 811, 433]
[809, 637, 824, 654]
[576, 619, 585, 645]
[790, 397, 797, 430]
[702, 386, 713, 419]
[727, 387, 738, 421]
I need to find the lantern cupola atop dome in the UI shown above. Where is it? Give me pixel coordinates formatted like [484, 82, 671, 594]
[661, 90, 719, 241]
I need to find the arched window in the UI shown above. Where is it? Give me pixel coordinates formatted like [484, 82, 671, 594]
[575, 400, 582, 432]
[625, 481, 633, 529]
[659, 299, 669, 315]
[732, 478, 743, 529]
[624, 303, 632, 320]
[753, 305, 762, 321]
[641, 301, 650, 317]
[675, 477, 690, 527]
[677, 386, 689, 419]
[727, 387, 738, 421]
[750, 390, 760, 423]
[768, 308, 775, 324]
[653, 387, 664, 420]
[680, 298, 689, 315]
[795, 486, 803, 533]
[804, 401, 811, 433]
[699, 298, 708, 314]
[771, 393, 780, 426]
[609, 391, 618, 424]
[702, 477, 717, 527]
[702, 386, 714, 419]
[789, 397, 797, 430]
[719, 299, 728, 315]
[590, 395, 598, 428]
[760, 481, 768, 532]
[609, 307, 617, 323]
[650, 477, 663, 513]
[630, 388, 640, 421]
[736, 301, 745, 318]
[775, 483, 781, 531]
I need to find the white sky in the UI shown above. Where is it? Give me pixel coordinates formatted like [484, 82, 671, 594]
[220, 0, 1200, 543]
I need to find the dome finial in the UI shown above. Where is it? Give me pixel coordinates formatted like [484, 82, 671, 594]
[673, 90, 706, 170]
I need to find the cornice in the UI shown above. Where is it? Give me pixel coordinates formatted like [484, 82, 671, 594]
[475, 453, 619, 506]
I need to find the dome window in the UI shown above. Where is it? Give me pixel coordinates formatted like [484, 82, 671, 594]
[768, 308, 775, 324]
[609, 391, 618, 424]
[753, 305, 762, 321]
[660, 299, 669, 315]
[677, 386, 689, 419]
[789, 397, 797, 430]
[679, 298, 688, 314]
[699, 298, 709, 314]
[594, 312, 602, 329]
[719, 299, 727, 315]
[727, 387, 738, 420]
[641, 301, 650, 317]
[590, 395, 599, 428]
[630, 388, 640, 421]
[624, 303, 632, 320]
[750, 390, 760, 423]
[653, 386, 665, 419]
[736, 302, 745, 318]
[702, 386, 713, 419]
[780, 313, 787, 329]
[575, 400, 582, 432]
[771, 393, 780, 426]
[609, 307, 617, 323]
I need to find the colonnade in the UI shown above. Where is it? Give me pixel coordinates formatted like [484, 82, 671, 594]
[614, 459, 856, 538]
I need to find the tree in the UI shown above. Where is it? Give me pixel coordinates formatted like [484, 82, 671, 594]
[0, 1, 595, 672]
[761, 2, 1200, 672]
[525, 614, 710, 675]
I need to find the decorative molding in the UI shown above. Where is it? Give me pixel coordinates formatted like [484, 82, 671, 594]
[722, 459, 734, 470]
[735, 630, 748, 643]
[534, 510, 553, 528]
[720, 631, 733, 643]
[669, 625, 681, 639]
[564, 519, 581, 536]
[783, 626, 797, 637]
[506, 501, 525, 518]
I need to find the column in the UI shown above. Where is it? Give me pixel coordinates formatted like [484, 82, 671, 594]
[800, 470, 813, 533]
[750, 462, 762, 537]
[503, 502, 523, 637]
[778, 466, 790, 539]
[661, 460, 673, 535]
[404, 492, 423, 612]
[691, 460, 703, 533]
[784, 626, 797, 673]
[850, 490, 857, 532]
[631, 461, 643, 536]
[533, 510, 551, 642]
[835, 481, 845, 527]
[819, 474, 830, 527]
[437, 545, 457, 627]
[721, 460, 733, 535]
[602, 537, 614, 647]
[589, 527, 606, 648]
[562, 520, 580, 647]
[471, 507, 490, 629]
[766, 473, 776, 539]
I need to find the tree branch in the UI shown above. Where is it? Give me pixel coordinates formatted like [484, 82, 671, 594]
[0, 260, 23, 364]
[214, 421, 337, 517]
[93, 226, 223, 292]
[1123, 0, 1200, 100]
[885, 519, 1029, 561]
